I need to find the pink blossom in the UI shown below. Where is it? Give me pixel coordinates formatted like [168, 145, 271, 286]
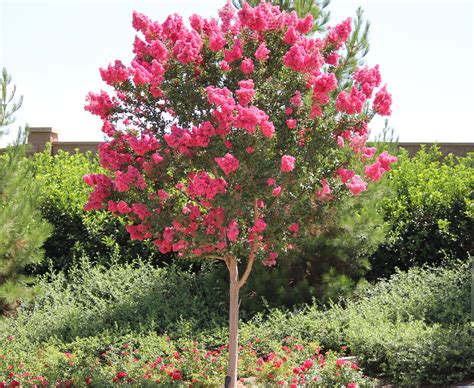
[234, 106, 268, 135]
[262, 252, 278, 267]
[206, 86, 235, 106]
[335, 87, 366, 114]
[126, 224, 152, 240]
[345, 175, 367, 196]
[130, 60, 152, 85]
[310, 103, 322, 119]
[266, 178, 276, 186]
[189, 13, 205, 32]
[149, 40, 169, 63]
[281, 155, 296, 172]
[315, 178, 333, 200]
[362, 146, 376, 159]
[272, 186, 282, 196]
[126, 134, 160, 156]
[373, 85, 392, 116]
[131, 203, 151, 220]
[252, 218, 267, 233]
[288, 222, 299, 237]
[255, 43, 270, 60]
[162, 14, 185, 42]
[218, 1, 235, 33]
[238, 2, 269, 32]
[283, 44, 307, 72]
[84, 91, 116, 119]
[240, 58, 255, 74]
[100, 60, 129, 85]
[326, 18, 352, 48]
[336, 168, 355, 183]
[132, 11, 154, 35]
[354, 65, 381, 98]
[227, 219, 239, 242]
[236, 79, 255, 106]
[115, 166, 147, 191]
[209, 32, 226, 52]
[284, 26, 299, 44]
[187, 171, 227, 199]
[172, 29, 203, 64]
[117, 200, 131, 214]
[296, 14, 314, 34]
[337, 136, 345, 148]
[224, 39, 243, 63]
[325, 52, 339, 66]
[290, 90, 302, 107]
[219, 60, 230, 71]
[246, 146, 254, 154]
[260, 120, 275, 138]
[286, 119, 297, 129]
[349, 132, 368, 153]
[377, 151, 398, 171]
[364, 161, 385, 181]
[312, 73, 337, 105]
[215, 153, 240, 176]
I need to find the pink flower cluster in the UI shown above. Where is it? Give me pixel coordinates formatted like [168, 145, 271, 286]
[215, 153, 240, 176]
[364, 151, 398, 181]
[83, 1, 398, 267]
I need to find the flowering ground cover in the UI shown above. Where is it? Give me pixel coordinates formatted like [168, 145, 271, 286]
[0, 335, 372, 386]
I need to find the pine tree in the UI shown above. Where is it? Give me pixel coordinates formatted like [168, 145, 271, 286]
[0, 68, 52, 316]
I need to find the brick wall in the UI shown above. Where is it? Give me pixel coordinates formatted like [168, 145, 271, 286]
[1, 127, 473, 157]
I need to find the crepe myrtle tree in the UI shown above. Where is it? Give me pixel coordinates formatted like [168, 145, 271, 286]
[84, 2, 396, 385]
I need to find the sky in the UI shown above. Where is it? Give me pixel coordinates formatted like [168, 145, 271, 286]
[0, 0, 473, 146]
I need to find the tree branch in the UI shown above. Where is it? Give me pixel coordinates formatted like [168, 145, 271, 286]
[237, 199, 259, 289]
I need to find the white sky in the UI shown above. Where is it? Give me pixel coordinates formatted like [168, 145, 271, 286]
[0, 0, 473, 146]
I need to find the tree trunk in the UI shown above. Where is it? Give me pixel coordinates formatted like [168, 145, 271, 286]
[226, 256, 239, 388]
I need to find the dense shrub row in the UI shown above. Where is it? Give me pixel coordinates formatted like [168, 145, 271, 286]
[28, 146, 474, 300]
[29, 149, 167, 273]
[369, 146, 473, 278]
[1, 259, 471, 385]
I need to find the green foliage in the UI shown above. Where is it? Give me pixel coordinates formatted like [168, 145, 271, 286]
[5, 258, 226, 344]
[29, 149, 166, 272]
[0, 67, 23, 132]
[369, 146, 474, 278]
[0, 68, 51, 315]
[0, 146, 52, 313]
[238, 260, 472, 384]
[2, 258, 469, 384]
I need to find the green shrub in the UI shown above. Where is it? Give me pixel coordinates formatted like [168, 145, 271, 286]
[6, 259, 227, 343]
[2, 259, 470, 385]
[0, 145, 52, 314]
[30, 149, 167, 272]
[369, 146, 474, 278]
[238, 260, 472, 384]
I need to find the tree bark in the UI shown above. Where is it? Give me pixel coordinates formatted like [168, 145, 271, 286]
[226, 255, 239, 388]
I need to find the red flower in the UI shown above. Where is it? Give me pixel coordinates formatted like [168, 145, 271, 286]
[172, 370, 182, 380]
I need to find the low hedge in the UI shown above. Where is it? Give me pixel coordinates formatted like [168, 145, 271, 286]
[1, 259, 471, 385]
